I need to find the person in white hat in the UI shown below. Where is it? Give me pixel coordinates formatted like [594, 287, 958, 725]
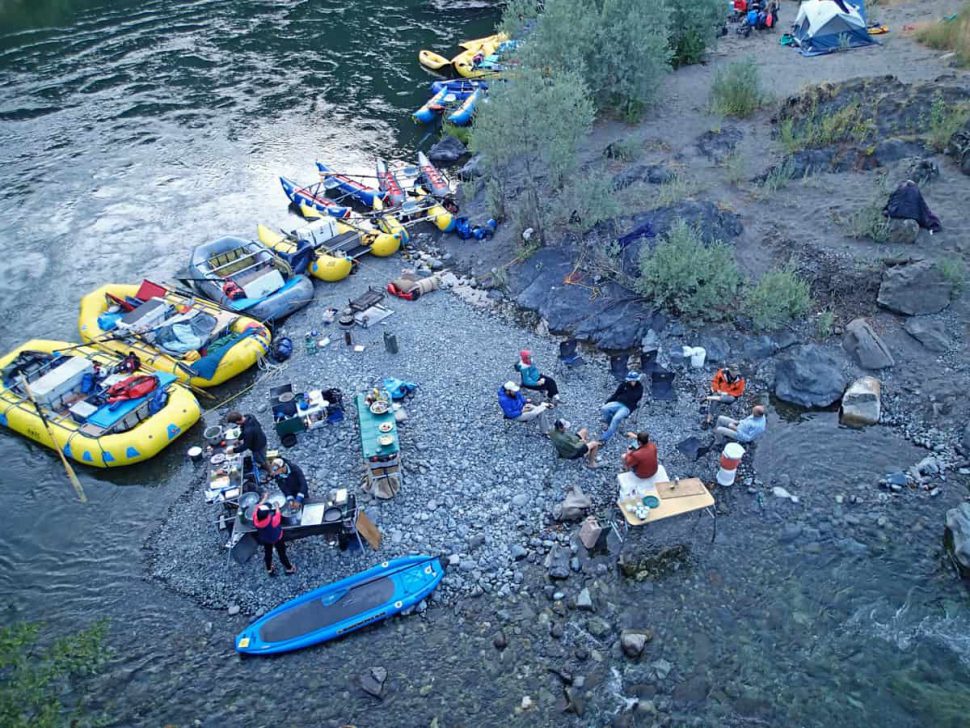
[497, 380, 553, 426]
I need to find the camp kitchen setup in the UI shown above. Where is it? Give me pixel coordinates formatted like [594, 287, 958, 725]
[270, 383, 344, 447]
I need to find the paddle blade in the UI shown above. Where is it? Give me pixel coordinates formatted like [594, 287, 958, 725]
[61, 455, 88, 502]
[371, 196, 384, 212]
[300, 203, 324, 220]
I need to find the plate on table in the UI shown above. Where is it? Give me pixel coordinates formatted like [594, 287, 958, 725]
[378, 434, 394, 447]
[370, 401, 389, 415]
[642, 495, 661, 509]
[210, 453, 226, 465]
[378, 422, 393, 433]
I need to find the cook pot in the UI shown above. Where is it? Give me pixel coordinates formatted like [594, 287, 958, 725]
[203, 425, 224, 446]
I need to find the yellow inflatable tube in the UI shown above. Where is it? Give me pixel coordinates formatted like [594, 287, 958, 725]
[0, 340, 201, 468]
[419, 49, 451, 71]
[78, 283, 271, 388]
[458, 33, 507, 50]
[257, 224, 354, 282]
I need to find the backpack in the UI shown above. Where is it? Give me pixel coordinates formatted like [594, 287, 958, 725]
[272, 337, 294, 362]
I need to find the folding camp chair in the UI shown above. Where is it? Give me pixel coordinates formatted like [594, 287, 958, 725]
[608, 354, 630, 384]
[557, 339, 585, 376]
[650, 367, 677, 401]
[640, 348, 659, 374]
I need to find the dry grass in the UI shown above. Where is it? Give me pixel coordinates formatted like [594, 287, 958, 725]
[914, 3, 970, 66]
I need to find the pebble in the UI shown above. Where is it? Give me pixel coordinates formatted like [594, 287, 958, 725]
[227, 605, 240, 616]
[576, 587, 594, 611]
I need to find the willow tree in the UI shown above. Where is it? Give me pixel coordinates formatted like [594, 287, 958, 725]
[470, 66, 594, 244]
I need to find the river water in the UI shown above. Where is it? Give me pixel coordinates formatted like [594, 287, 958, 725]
[3, 2, 970, 726]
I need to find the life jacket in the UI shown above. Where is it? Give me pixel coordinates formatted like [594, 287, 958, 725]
[253, 507, 283, 544]
[711, 369, 746, 398]
[765, 11, 775, 28]
[117, 352, 141, 374]
[106, 374, 158, 404]
[222, 280, 245, 300]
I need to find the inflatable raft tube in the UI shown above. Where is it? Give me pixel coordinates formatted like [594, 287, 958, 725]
[256, 224, 354, 282]
[418, 49, 451, 71]
[78, 283, 271, 388]
[0, 339, 200, 468]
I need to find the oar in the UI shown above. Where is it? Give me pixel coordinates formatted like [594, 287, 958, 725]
[18, 376, 87, 502]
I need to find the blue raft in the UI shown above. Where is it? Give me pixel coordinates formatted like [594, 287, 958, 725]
[412, 86, 473, 124]
[446, 86, 484, 126]
[315, 161, 383, 207]
[279, 176, 352, 219]
[235, 555, 445, 655]
[429, 79, 488, 94]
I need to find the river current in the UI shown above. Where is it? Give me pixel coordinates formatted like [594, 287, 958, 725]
[2, 2, 970, 726]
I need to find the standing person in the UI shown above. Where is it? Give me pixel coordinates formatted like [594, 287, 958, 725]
[715, 405, 767, 444]
[599, 372, 644, 444]
[515, 349, 560, 402]
[270, 457, 308, 503]
[622, 431, 658, 480]
[549, 419, 601, 468]
[226, 411, 270, 478]
[497, 381, 553, 428]
[252, 496, 296, 576]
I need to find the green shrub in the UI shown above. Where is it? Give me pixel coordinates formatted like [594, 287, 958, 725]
[655, 174, 699, 207]
[667, 0, 725, 67]
[778, 101, 874, 152]
[816, 309, 835, 338]
[744, 264, 813, 330]
[635, 220, 741, 320]
[847, 201, 891, 242]
[710, 59, 766, 118]
[938, 257, 966, 296]
[757, 158, 798, 194]
[604, 136, 640, 161]
[441, 121, 471, 146]
[549, 167, 620, 231]
[498, 0, 542, 36]
[926, 95, 970, 152]
[915, 5, 970, 66]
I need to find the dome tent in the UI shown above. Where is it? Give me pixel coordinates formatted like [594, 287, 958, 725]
[792, 0, 877, 56]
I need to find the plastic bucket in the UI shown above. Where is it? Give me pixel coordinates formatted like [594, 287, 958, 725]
[716, 442, 745, 486]
[682, 346, 707, 369]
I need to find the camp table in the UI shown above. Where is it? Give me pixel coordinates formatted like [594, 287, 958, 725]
[355, 393, 402, 498]
[615, 477, 717, 542]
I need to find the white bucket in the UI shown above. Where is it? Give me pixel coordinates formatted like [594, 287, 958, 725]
[681, 345, 707, 369]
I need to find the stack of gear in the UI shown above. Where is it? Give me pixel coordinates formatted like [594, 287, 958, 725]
[884, 179, 942, 231]
[387, 271, 441, 301]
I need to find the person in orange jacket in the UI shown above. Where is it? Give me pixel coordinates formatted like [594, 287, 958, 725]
[703, 367, 746, 428]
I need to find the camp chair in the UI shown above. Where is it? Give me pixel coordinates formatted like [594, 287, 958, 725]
[608, 354, 630, 384]
[557, 339, 585, 375]
[135, 280, 168, 302]
[640, 348, 659, 374]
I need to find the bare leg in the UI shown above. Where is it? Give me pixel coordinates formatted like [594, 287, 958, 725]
[586, 441, 601, 465]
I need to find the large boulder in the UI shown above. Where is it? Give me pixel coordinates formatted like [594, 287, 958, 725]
[877, 260, 954, 315]
[945, 503, 970, 579]
[611, 163, 675, 190]
[458, 154, 483, 180]
[773, 345, 848, 408]
[903, 317, 951, 352]
[427, 135, 468, 164]
[886, 218, 919, 244]
[842, 318, 895, 369]
[840, 376, 881, 426]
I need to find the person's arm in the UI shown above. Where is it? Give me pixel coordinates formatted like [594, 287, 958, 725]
[296, 468, 308, 498]
[735, 417, 753, 438]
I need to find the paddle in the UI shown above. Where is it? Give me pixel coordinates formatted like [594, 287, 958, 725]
[18, 376, 87, 502]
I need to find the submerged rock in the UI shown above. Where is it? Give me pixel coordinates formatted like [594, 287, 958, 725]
[842, 318, 894, 369]
[877, 260, 954, 315]
[773, 345, 848, 408]
[840, 376, 882, 426]
[945, 503, 970, 578]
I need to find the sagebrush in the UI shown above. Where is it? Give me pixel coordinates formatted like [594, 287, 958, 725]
[710, 59, 765, 118]
[744, 265, 813, 330]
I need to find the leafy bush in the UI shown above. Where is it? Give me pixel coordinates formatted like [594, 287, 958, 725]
[926, 95, 970, 152]
[757, 157, 798, 194]
[441, 121, 471, 146]
[816, 309, 835, 338]
[498, 0, 542, 37]
[778, 101, 874, 152]
[938, 257, 966, 296]
[915, 4, 970, 66]
[667, 0, 725, 67]
[0, 620, 108, 727]
[744, 265, 813, 330]
[710, 59, 765, 118]
[549, 167, 621, 232]
[847, 201, 891, 242]
[635, 220, 741, 320]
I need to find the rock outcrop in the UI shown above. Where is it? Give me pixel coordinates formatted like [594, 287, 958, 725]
[842, 318, 894, 369]
[877, 260, 954, 315]
[903, 317, 951, 352]
[773, 345, 848, 408]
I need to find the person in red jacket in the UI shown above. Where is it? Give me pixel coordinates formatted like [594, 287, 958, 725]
[252, 496, 296, 576]
[621, 431, 659, 480]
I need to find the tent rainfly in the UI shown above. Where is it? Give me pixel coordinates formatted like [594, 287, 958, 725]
[791, 0, 877, 56]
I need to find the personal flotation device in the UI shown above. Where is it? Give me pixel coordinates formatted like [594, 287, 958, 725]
[711, 368, 746, 398]
[253, 506, 283, 544]
[106, 374, 158, 404]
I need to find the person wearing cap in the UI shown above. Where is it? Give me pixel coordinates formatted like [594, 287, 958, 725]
[225, 411, 270, 477]
[497, 380, 553, 425]
[270, 457, 308, 503]
[252, 494, 296, 576]
[549, 419, 601, 468]
[514, 350, 560, 402]
[622, 431, 658, 479]
[715, 405, 767, 444]
[599, 372, 644, 443]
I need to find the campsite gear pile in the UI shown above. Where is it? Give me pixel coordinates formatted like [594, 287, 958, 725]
[883, 180, 942, 233]
[270, 383, 345, 448]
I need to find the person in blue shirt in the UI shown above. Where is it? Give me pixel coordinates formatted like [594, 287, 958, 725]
[715, 405, 767, 444]
[514, 349, 559, 402]
[498, 381, 553, 428]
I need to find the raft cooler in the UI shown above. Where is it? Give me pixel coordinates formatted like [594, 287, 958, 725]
[716, 442, 745, 487]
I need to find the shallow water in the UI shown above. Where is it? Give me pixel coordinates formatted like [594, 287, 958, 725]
[2, 2, 970, 726]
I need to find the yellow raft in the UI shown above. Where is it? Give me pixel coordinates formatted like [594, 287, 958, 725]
[419, 33, 507, 73]
[419, 49, 451, 71]
[0, 340, 201, 468]
[256, 225, 355, 282]
[78, 282, 271, 389]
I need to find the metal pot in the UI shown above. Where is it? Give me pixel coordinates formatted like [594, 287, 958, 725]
[281, 498, 303, 526]
[323, 506, 343, 524]
[187, 446, 203, 463]
[203, 425, 224, 446]
[238, 492, 260, 524]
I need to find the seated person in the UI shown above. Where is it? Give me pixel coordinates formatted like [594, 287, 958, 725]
[515, 349, 559, 402]
[622, 431, 658, 480]
[715, 405, 767, 444]
[600, 372, 644, 443]
[270, 457, 308, 503]
[549, 419, 600, 468]
[497, 381, 552, 425]
[704, 366, 746, 426]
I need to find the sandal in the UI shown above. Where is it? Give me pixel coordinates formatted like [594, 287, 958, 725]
[285, 565, 297, 575]
[266, 567, 277, 577]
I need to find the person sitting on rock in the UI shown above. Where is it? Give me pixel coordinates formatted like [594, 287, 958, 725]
[498, 381, 552, 427]
[514, 349, 560, 403]
[622, 431, 658, 480]
[549, 419, 601, 468]
[600, 372, 644, 443]
[715, 405, 767, 444]
[270, 457, 308, 503]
